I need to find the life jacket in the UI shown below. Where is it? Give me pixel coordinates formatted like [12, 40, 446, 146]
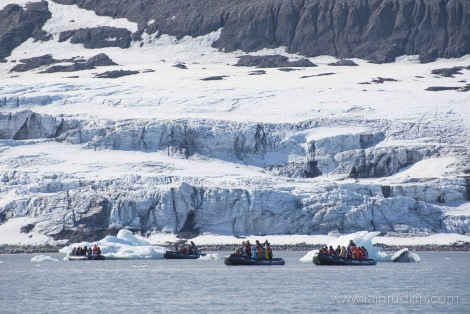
[266, 246, 272, 258]
[352, 247, 359, 259]
[256, 247, 262, 258]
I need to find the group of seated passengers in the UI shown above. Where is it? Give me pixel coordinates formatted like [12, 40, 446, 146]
[71, 244, 102, 257]
[319, 240, 369, 259]
[175, 241, 198, 254]
[234, 240, 273, 260]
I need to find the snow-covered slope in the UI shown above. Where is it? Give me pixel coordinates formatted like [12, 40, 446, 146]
[0, 1, 469, 245]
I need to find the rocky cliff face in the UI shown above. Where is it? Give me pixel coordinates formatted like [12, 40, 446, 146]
[56, 0, 469, 63]
[2, 0, 470, 63]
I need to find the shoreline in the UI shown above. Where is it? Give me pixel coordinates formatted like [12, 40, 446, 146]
[1, 242, 469, 254]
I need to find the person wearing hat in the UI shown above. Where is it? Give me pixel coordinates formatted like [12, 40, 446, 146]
[244, 240, 252, 256]
[347, 240, 355, 250]
[335, 245, 341, 255]
[328, 245, 336, 255]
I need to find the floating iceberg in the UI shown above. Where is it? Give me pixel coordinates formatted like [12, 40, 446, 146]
[59, 229, 168, 260]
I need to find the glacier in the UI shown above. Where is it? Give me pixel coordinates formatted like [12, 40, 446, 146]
[0, 1, 469, 246]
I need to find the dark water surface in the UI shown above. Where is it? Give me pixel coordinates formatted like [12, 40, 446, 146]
[0, 251, 468, 313]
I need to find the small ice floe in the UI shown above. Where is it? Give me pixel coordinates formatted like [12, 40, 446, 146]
[31, 255, 58, 262]
[198, 253, 221, 260]
[132, 263, 147, 268]
[390, 248, 420, 263]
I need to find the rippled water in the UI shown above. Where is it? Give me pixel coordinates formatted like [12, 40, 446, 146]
[0, 251, 468, 313]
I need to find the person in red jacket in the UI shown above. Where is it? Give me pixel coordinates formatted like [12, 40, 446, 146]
[92, 244, 99, 257]
[357, 246, 364, 259]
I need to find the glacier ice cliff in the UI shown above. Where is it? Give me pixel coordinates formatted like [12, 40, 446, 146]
[0, 0, 469, 244]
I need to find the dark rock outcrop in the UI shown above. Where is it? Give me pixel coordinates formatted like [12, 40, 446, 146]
[300, 72, 335, 79]
[10, 54, 57, 72]
[235, 55, 316, 68]
[201, 75, 227, 81]
[371, 77, 398, 84]
[431, 67, 465, 78]
[173, 63, 188, 69]
[0, 1, 51, 60]
[425, 86, 462, 92]
[360, 77, 399, 84]
[10, 53, 117, 73]
[41, 53, 117, 73]
[328, 59, 358, 66]
[95, 69, 139, 78]
[248, 70, 267, 75]
[58, 26, 133, 49]
[87, 53, 118, 67]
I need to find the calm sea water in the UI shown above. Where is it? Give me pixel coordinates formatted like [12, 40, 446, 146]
[0, 251, 468, 313]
